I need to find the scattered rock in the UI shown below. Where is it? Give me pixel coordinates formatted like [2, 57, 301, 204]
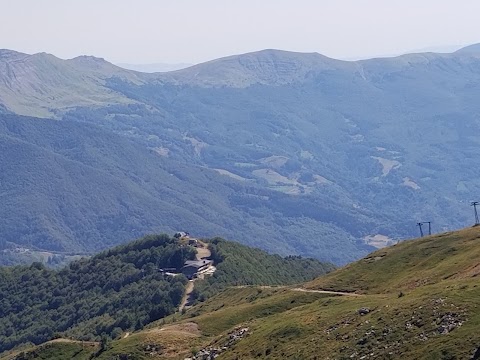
[186, 327, 249, 360]
[471, 346, 480, 360]
[436, 312, 463, 334]
[357, 337, 368, 345]
[418, 332, 428, 342]
[143, 343, 163, 356]
[358, 308, 371, 316]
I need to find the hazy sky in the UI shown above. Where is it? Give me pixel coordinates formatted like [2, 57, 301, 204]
[2, 0, 480, 64]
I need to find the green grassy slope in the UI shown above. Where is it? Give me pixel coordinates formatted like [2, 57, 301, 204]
[306, 226, 480, 294]
[4, 341, 97, 360]
[212, 227, 480, 359]
[0, 235, 332, 356]
[78, 227, 480, 360]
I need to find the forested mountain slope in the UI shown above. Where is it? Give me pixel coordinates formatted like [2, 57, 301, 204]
[0, 114, 372, 264]
[2, 46, 480, 264]
[0, 234, 194, 353]
[0, 234, 332, 354]
[80, 46, 480, 248]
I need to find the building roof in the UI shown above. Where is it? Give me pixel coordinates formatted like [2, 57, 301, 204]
[183, 259, 212, 269]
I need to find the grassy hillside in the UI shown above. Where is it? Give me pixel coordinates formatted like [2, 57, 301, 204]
[0, 49, 142, 118]
[18, 226, 480, 360]
[3, 341, 97, 360]
[187, 227, 480, 359]
[305, 226, 480, 294]
[193, 238, 335, 300]
[0, 234, 333, 355]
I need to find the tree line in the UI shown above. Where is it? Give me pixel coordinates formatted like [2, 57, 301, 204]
[0, 234, 195, 353]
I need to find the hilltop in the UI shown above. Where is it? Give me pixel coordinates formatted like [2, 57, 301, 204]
[0, 49, 143, 118]
[306, 226, 480, 294]
[455, 43, 480, 55]
[0, 234, 332, 355]
[153, 49, 352, 87]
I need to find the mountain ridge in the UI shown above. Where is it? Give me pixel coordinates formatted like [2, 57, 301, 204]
[0, 49, 144, 118]
[2, 44, 480, 265]
[1, 44, 480, 117]
[152, 49, 353, 88]
[454, 42, 480, 54]
[2, 43, 480, 114]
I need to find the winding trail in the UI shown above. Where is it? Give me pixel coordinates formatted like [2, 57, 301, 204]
[290, 287, 363, 297]
[41, 338, 99, 346]
[178, 240, 212, 312]
[233, 285, 363, 297]
[179, 281, 195, 312]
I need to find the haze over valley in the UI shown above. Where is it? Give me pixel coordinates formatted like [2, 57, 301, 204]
[2, 2, 480, 358]
[2, 45, 480, 265]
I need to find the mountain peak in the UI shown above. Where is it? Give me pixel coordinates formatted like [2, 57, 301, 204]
[66, 54, 126, 73]
[454, 43, 480, 54]
[0, 49, 143, 118]
[70, 55, 108, 63]
[156, 49, 350, 87]
[0, 49, 28, 60]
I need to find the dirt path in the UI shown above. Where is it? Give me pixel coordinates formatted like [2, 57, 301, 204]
[44, 338, 99, 346]
[195, 244, 211, 260]
[149, 322, 200, 336]
[179, 280, 195, 312]
[178, 240, 212, 312]
[291, 287, 363, 297]
[233, 285, 362, 297]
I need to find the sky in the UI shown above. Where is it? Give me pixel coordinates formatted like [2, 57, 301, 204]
[1, 0, 480, 65]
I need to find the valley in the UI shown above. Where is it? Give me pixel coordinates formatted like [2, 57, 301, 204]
[2, 2, 480, 359]
[2, 45, 480, 265]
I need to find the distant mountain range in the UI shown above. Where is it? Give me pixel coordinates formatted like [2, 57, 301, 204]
[0, 49, 143, 118]
[1, 45, 480, 265]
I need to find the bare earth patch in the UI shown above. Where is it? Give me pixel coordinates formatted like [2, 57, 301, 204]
[371, 156, 401, 176]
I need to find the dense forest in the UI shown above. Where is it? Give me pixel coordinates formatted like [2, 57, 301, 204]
[192, 238, 335, 301]
[0, 234, 195, 353]
[0, 114, 372, 266]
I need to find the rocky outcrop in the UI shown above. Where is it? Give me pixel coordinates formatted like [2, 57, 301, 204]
[185, 327, 249, 360]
